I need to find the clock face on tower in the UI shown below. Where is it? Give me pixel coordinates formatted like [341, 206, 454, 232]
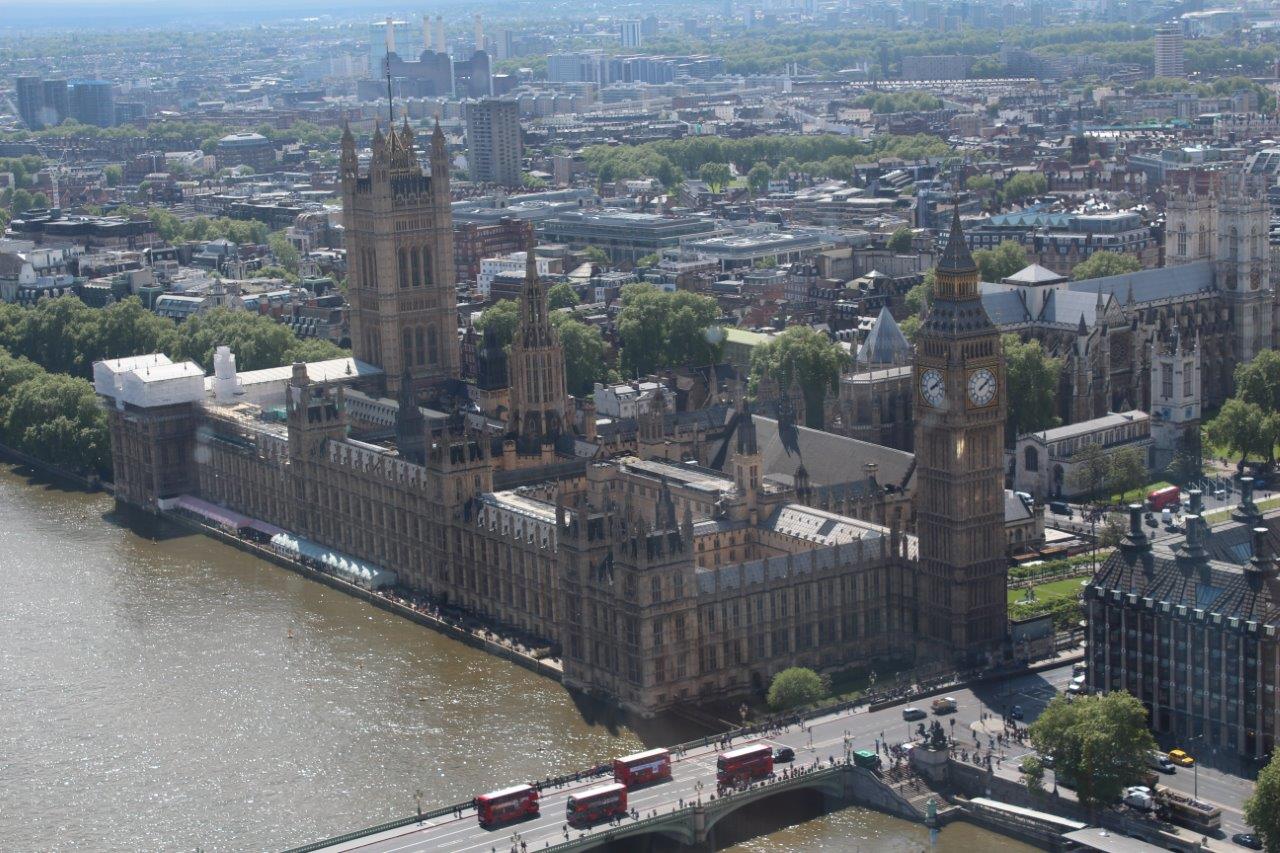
[967, 368, 997, 407]
[920, 368, 945, 408]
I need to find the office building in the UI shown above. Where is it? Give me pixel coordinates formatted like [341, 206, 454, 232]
[1088, 485, 1280, 760]
[619, 19, 642, 49]
[15, 76, 69, 130]
[15, 77, 43, 129]
[68, 80, 115, 127]
[1155, 23, 1185, 79]
[214, 132, 276, 173]
[465, 99, 522, 188]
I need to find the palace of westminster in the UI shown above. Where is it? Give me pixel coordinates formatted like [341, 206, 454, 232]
[94, 122, 1280, 743]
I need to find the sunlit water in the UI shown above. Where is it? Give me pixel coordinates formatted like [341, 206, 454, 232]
[0, 466, 1032, 852]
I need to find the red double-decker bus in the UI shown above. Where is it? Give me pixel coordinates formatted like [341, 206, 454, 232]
[613, 748, 672, 787]
[1148, 485, 1181, 511]
[566, 782, 628, 827]
[475, 784, 539, 829]
[716, 743, 773, 787]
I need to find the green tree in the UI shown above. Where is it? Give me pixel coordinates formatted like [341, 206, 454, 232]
[95, 297, 180, 363]
[547, 282, 580, 311]
[1107, 444, 1149, 500]
[1002, 334, 1061, 445]
[1234, 349, 1280, 414]
[1001, 172, 1048, 204]
[1071, 251, 1142, 281]
[1029, 692, 1157, 811]
[0, 348, 43, 424]
[966, 174, 996, 192]
[749, 326, 848, 427]
[888, 226, 914, 253]
[9, 296, 102, 375]
[1206, 398, 1268, 467]
[616, 286, 721, 377]
[1070, 442, 1111, 501]
[4, 371, 109, 475]
[905, 268, 935, 315]
[698, 162, 732, 191]
[475, 300, 520, 350]
[1245, 750, 1280, 853]
[899, 314, 921, 343]
[1020, 755, 1045, 796]
[551, 313, 608, 396]
[635, 253, 661, 269]
[766, 667, 827, 711]
[747, 162, 773, 195]
[583, 245, 611, 268]
[284, 337, 348, 365]
[103, 164, 123, 187]
[974, 240, 1028, 282]
[268, 232, 301, 275]
[174, 308, 304, 372]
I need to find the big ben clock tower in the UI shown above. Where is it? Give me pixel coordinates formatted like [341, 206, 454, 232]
[913, 208, 1008, 666]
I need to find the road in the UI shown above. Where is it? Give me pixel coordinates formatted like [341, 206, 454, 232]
[313, 663, 1258, 852]
[313, 664, 1248, 852]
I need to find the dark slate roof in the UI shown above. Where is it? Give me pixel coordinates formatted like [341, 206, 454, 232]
[980, 288, 1031, 325]
[711, 413, 915, 494]
[1005, 490, 1033, 523]
[857, 306, 913, 368]
[1064, 259, 1212, 305]
[1092, 511, 1280, 627]
[1041, 289, 1102, 327]
[938, 206, 977, 274]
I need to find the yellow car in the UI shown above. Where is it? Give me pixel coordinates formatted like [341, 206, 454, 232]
[1167, 749, 1195, 767]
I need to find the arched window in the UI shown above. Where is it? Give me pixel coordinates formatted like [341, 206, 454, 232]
[1176, 226, 1186, 257]
[410, 247, 421, 288]
[1024, 446, 1039, 472]
[428, 325, 439, 364]
[398, 248, 409, 288]
[415, 327, 426, 366]
[402, 328, 412, 367]
[420, 247, 432, 285]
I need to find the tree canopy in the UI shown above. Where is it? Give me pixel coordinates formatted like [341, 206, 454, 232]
[766, 667, 827, 711]
[974, 240, 1029, 282]
[616, 286, 722, 377]
[888, 226, 915, 253]
[1029, 692, 1157, 810]
[550, 313, 611, 396]
[476, 300, 519, 350]
[1207, 397, 1275, 467]
[1002, 334, 1061, 445]
[749, 326, 847, 427]
[1245, 750, 1280, 853]
[1071, 251, 1142, 281]
[172, 308, 345, 372]
[546, 282, 580, 311]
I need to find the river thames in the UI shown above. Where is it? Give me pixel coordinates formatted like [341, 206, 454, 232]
[0, 465, 1032, 852]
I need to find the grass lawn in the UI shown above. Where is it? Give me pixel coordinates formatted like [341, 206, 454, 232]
[1109, 480, 1173, 505]
[1008, 575, 1090, 605]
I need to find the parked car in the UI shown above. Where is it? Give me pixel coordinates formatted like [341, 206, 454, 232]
[1146, 751, 1175, 773]
[1167, 748, 1195, 766]
[1010, 705, 1024, 720]
[1123, 786, 1155, 813]
[1232, 833, 1263, 850]
[931, 696, 958, 714]
[773, 746, 795, 763]
[1048, 501, 1071, 516]
[902, 707, 926, 721]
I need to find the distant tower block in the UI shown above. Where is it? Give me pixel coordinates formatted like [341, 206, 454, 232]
[435, 15, 446, 53]
[384, 16, 396, 56]
[474, 13, 484, 52]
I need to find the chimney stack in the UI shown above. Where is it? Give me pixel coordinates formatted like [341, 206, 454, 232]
[1248, 526, 1278, 578]
[384, 16, 396, 57]
[474, 13, 484, 53]
[423, 14, 431, 50]
[1234, 476, 1260, 524]
[1176, 512, 1208, 566]
[1122, 502, 1149, 551]
[435, 15, 446, 53]
[1188, 488, 1203, 515]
